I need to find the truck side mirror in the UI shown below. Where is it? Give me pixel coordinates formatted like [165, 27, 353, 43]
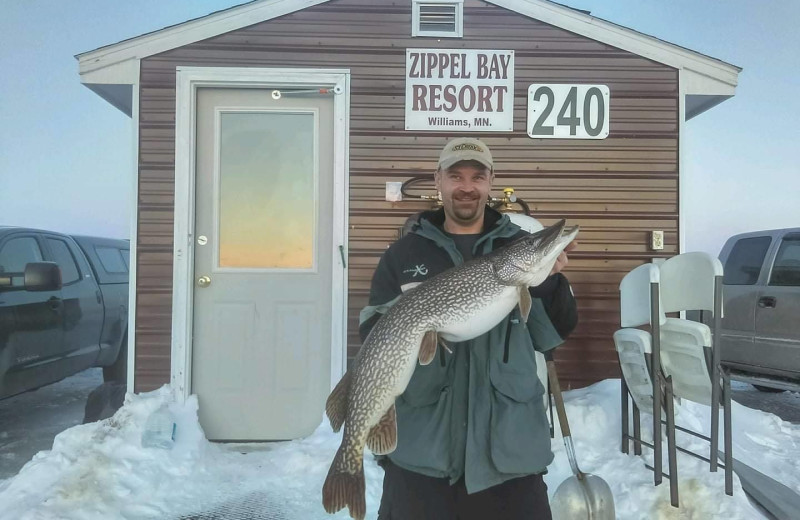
[24, 262, 63, 292]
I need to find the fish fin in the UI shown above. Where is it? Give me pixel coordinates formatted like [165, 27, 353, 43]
[419, 330, 438, 365]
[322, 446, 366, 520]
[366, 403, 397, 455]
[325, 371, 350, 433]
[518, 286, 532, 322]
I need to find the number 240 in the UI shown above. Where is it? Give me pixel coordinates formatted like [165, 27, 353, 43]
[530, 86, 606, 137]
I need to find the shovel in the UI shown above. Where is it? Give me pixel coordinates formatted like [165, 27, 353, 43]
[547, 360, 616, 520]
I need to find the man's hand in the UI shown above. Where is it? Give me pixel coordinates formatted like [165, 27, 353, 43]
[550, 241, 577, 276]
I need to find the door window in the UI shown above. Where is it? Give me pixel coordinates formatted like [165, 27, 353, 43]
[46, 239, 80, 284]
[723, 236, 772, 285]
[217, 110, 316, 270]
[0, 237, 43, 286]
[769, 235, 800, 286]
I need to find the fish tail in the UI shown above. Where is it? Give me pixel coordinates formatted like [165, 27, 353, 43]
[322, 445, 366, 520]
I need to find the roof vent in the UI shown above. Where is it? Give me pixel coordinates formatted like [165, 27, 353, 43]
[413, 0, 463, 38]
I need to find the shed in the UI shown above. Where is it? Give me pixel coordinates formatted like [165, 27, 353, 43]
[77, 0, 740, 440]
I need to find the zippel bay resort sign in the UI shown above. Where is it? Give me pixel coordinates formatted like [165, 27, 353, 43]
[405, 49, 514, 132]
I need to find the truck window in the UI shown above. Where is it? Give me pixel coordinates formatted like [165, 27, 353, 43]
[723, 236, 771, 285]
[769, 235, 800, 286]
[122, 249, 130, 270]
[46, 238, 80, 284]
[95, 246, 127, 273]
[0, 237, 44, 286]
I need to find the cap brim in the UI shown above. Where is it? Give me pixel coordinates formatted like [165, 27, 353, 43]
[439, 153, 493, 171]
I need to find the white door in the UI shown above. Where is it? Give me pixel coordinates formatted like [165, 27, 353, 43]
[192, 87, 333, 441]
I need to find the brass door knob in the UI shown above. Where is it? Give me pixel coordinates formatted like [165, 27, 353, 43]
[197, 275, 212, 288]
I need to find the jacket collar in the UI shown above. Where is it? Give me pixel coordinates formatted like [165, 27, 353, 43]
[412, 206, 520, 248]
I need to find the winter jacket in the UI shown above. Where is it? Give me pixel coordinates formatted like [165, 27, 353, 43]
[359, 207, 578, 493]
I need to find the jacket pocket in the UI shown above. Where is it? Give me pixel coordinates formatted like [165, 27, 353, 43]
[399, 352, 451, 407]
[488, 321, 552, 474]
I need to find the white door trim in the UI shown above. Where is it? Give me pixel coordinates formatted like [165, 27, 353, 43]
[172, 66, 350, 401]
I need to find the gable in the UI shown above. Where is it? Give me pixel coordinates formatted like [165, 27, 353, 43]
[77, 0, 739, 118]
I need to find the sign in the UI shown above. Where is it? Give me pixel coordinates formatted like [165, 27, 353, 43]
[405, 49, 514, 132]
[527, 84, 610, 139]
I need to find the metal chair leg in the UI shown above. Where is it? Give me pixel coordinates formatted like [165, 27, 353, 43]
[633, 402, 642, 456]
[723, 368, 733, 496]
[665, 376, 680, 507]
[621, 377, 630, 454]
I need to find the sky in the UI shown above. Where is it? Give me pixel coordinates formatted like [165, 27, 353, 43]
[1, 0, 798, 254]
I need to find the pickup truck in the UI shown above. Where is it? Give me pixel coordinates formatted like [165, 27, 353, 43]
[0, 227, 129, 400]
[717, 227, 800, 391]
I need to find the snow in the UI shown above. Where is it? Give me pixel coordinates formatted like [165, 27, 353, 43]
[0, 380, 798, 520]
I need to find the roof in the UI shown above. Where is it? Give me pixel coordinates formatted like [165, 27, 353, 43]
[76, 0, 740, 119]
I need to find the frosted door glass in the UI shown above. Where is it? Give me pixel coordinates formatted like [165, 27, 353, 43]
[218, 112, 315, 269]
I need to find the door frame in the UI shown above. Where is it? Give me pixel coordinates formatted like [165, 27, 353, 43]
[172, 66, 350, 401]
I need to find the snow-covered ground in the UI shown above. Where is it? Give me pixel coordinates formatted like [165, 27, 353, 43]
[0, 379, 798, 520]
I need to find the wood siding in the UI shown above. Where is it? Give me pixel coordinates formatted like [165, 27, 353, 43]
[136, 0, 678, 392]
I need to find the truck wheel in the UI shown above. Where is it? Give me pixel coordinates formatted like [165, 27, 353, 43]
[103, 333, 128, 383]
[753, 384, 785, 393]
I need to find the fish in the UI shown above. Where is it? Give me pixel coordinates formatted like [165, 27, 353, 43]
[322, 219, 579, 520]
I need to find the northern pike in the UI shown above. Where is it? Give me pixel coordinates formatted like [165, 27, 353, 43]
[322, 219, 579, 520]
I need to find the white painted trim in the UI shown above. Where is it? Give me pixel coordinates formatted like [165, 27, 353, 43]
[126, 63, 140, 390]
[77, 0, 738, 99]
[332, 72, 351, 386]
[412, 0, 464, 39]
[77, 0, 328, 76]
[172, 67, 350, 401]
[678, 71, 687, 254]
[488, 0, 739, 91]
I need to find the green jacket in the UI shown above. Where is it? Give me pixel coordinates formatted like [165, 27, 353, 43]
[359, 208, 577, 493]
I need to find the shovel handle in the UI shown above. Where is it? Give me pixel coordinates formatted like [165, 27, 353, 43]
[547, 360, 571, 439]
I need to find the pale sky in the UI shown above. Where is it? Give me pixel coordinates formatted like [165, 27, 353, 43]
[1, 0, 798, 255]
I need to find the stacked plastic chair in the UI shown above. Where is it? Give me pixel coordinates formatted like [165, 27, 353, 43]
[614, 252, 732, 508]
[659, 252, 732, 495]
[615, 263, 679, 505]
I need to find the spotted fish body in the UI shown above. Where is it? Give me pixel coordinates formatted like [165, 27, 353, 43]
[322, 219, 579, 520]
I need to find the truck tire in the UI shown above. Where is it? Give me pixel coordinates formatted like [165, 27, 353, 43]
[103, 332, 128, 383]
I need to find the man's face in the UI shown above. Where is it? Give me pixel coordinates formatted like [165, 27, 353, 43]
[435, 161, 494, 230]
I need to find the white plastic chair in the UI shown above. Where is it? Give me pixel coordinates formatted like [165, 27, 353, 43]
[615, 262, 679, 504]
[657, 252, 732, 492]
[615, 263, 664, 413]
[658, 252, 722, 405]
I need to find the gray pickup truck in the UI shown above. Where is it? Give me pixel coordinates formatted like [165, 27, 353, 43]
[718, 227, 800, 391]
[0, 227, 129, 400]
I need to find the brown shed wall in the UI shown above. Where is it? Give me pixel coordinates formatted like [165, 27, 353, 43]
[135, 0, 679, 392]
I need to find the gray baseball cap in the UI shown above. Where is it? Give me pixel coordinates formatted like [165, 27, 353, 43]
[437, 137, 493, 171]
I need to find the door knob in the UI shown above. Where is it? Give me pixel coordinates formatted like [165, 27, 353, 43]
[197, 276, 212, 288]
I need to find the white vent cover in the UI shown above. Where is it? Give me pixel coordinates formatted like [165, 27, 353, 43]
[413, 0, 463, 38]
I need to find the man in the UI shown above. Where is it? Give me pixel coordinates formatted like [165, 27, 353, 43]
[359, 137, 578, 519]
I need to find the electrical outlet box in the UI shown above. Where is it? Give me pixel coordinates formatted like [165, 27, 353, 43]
[385, 182, 403, 202]
[651, 230, 664, 250]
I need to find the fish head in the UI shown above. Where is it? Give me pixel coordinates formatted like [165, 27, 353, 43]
[492, 219, 579, 287]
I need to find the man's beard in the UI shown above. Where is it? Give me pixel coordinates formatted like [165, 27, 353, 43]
[450, 195, 482, 222]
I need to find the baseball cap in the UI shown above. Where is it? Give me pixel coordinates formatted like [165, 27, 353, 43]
[437, 137, 493, 171]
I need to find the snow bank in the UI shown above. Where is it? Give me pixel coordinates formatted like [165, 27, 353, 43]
[1, 380, 797, 519]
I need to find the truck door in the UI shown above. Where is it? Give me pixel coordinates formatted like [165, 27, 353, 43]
[0, 233, 64, 398]
[43, 235, 104, 372]
[720, 235, 772, 370]
[755, 232, 800, 378]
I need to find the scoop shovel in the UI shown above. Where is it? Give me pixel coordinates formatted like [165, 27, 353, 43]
[547, 360, 616, 520]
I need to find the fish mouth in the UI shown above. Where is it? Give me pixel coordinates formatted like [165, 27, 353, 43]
[531, 219, 579, 270]
[536, 219, 568, 253]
